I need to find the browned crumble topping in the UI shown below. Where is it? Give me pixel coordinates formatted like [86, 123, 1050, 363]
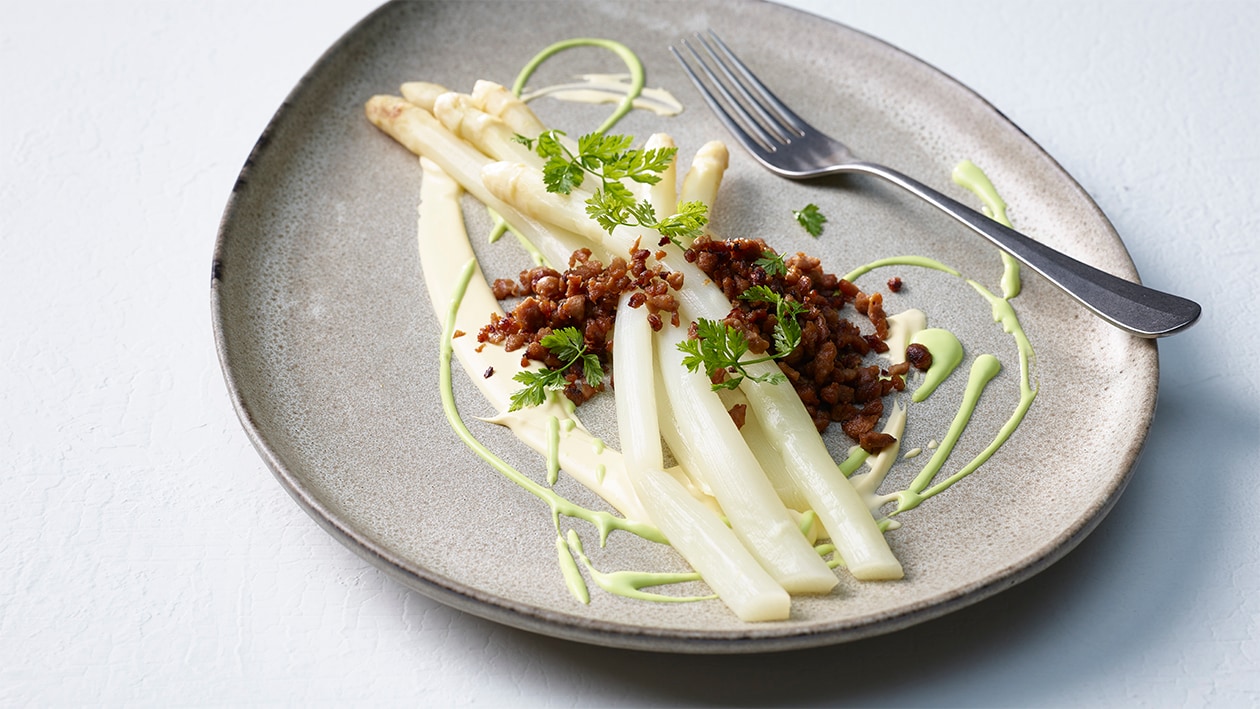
[906, 343, 933, 372]
[481, 236, 904, 453]
[479, 247, 683, 406]
[684, 235, 900, 453]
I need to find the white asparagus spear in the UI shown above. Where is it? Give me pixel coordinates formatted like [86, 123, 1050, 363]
[420, 91, 612, 264]
[718, 388, 813, 515]
[368, 100, 901, 581]
[401, 81, 450, 111]
[727, 359, 904, 579]
[433, 92, 546, 171]
[366, 95, 589, 266]
[642, 133, 677, 219]
[466, 80, 582, 161]
[678, 140, 729, 233]
[653, 322, 837, 593]
[469, 80, 547, 138]
[614, 292, 791, 620]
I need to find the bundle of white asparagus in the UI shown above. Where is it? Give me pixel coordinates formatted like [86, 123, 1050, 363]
[367, 80, 902, 622]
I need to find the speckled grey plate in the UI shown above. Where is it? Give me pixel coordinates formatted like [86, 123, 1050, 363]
[212, 0, 1157, 653]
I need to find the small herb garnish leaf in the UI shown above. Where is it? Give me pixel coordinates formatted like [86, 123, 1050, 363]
[543, 155, 585, 195]
[793, 203, 827, 237]
[509, 370, 551, 411]
[678, 319, 758, 391]
[754, 251, 787, 277]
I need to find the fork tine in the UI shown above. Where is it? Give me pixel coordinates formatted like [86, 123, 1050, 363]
[686, 34, 796, 147]
[702, 31, 814, 138]
[670, 42, 778, 156]
[692, 31, 803, 144]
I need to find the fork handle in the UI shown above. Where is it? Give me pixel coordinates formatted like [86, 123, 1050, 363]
[851, 162, 1201, 337]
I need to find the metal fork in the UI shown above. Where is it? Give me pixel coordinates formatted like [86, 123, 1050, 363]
[671, 31, 1200, 338]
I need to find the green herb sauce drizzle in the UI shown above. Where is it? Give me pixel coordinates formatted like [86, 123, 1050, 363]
[911, 329, 964, 403]
[893, 354, 1003, 512]
[842, 161, 1039, 518]
[953, 160, 1020, 299]
[511, 38, 647, 134]
[565, 531, 713, 603]
[556, 534, 590, 604]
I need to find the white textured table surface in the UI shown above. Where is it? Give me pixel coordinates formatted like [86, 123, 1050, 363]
[4, 1, 1257, 705]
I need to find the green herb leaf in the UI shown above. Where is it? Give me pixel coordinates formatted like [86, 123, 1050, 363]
[509, 369, 559, 411]
[677, 286, 807, 390]
[655, 201, 709, 245]
[535, 130, 568, 159]
[581, 354, 604, 388]
[620, 147, 676, 184]
[793, 203, 827, 237]
[524, 129, 705, 245]
[508, 327, 604, 411]
[754, 251, 787, 277]
[543, 155, 585, 194]
[585, 187, 635, 233]
[740, 285, 806, 357]
[539, 327, 585, 361]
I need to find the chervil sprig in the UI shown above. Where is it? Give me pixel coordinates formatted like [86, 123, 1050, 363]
[677, 287, 806, 391]
[739, 285, 806, 356]
[509, 327, 604, 411]
[677, 319, 786, 391]
[516, 130, 708, 247]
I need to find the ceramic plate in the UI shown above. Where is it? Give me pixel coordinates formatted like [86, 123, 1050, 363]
[212, 0, 1157, 653]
